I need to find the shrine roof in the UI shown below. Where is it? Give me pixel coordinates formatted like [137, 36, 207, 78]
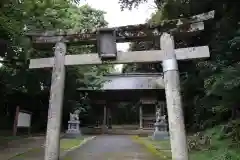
[78, 72, 164, 91]
[86, 89, 165, 102]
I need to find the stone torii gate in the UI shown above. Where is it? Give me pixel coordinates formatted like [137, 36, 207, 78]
[26, 11, 214, 160]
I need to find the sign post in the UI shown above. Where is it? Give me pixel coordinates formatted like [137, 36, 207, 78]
[13, 106, 20, 136]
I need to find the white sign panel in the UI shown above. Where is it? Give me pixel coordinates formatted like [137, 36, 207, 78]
[17, 112, 31, 127]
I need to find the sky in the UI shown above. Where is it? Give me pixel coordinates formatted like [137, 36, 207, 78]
[80, 0, 156, 72]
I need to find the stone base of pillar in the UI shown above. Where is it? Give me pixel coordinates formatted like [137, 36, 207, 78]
[65, 120, 82, 138]
[65, 130, 82, 138]
[152, 122, 169, 140]
[152, 131, 169, 140]
[102, 125, 108, 133]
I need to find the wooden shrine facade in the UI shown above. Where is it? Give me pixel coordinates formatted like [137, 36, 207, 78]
[78, 73, 165, 102]
[78, 73, 166, 130]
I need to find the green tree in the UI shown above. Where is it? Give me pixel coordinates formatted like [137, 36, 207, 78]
[0, 1, 113, 132]
[120, 0, 240, 131]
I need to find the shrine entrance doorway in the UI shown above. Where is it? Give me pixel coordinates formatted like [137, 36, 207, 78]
[78, 73, 166, 134]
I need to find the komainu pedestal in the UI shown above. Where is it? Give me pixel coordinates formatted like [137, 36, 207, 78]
[152, 121, 169, 140]
[65, 111, 82, 138]
[152, 113, 169, 140]
[66, 120, 81, 138]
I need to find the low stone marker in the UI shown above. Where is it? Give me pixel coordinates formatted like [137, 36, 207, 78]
[65, 110, 82, 138]
[152, 108, 169, 140]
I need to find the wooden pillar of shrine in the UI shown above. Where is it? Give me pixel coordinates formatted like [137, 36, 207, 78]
[139, 104, 143, 129]
[107, 104, 112, 129]
[102, 104, 107, 133]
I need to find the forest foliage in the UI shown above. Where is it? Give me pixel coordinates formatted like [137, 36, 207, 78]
[121, 0, 240, 131]
[0, 0, 113, 131]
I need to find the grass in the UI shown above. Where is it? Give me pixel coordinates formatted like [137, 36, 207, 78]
[189, 126, 240, 160]
[133, 125, 240, 160]
[60, 138, 83, 150]
[0, 135, 28, 147]
[132, 136, 171, 159]
[10, 138, 84, 160]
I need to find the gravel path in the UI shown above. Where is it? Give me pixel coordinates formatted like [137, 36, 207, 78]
[62, 135, 158, 160]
